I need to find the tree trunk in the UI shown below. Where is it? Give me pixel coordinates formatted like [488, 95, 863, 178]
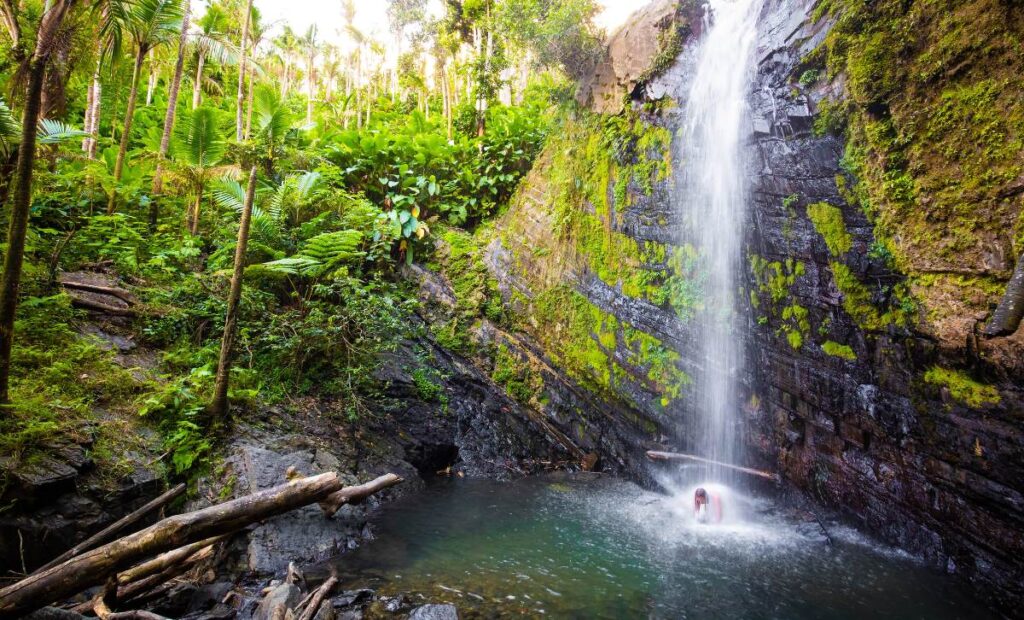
[107, 49, 146, 214]
[318, 472, 402, 517]
[235, 0, 253, 141]
[0, 62, 46, 404]
[0, 0, 76, 403]
[192, 51, 205, 109]
[188, 180, 203, 236]
[306, 58, 314, 126]
[244, 66, 254, 138]
[281, 58, 290, 98]
[82, 60, 96, 152]
[87, 72, 102, 159]
[0, 472, 347, 618]
[210, 166, 257, 419]
[354, 50, 362, 130]
[153, 0, 191, 198]
[145, 51, 156, 106]
[82, 41, 102, 155]
[442, 61, 452, 140]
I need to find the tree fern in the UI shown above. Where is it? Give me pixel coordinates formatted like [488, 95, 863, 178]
[212, 174, 280, 241]
[261, 230, 365, 278]
[0, 98, 18, 159]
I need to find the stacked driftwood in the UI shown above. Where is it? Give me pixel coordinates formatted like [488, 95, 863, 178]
[0, 472, 402, 619]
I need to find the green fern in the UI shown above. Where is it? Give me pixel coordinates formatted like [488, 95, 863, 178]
[261, 230, 365, 278]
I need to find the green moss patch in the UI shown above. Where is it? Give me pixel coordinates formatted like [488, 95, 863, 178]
[532, 286, 688, 407]
[491, 344, 545, 405]
[923, 366, 1000, 408]
[822, 340, 857, 361]
[807, 202, 853, 256]
[749, 255, 810, 349]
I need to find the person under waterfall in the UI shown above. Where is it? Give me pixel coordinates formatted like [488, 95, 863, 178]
[694, 487, 723, 523]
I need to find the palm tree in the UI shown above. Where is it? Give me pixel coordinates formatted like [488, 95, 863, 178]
[244, 14, 270, 139]
[235, 0, 254, 141]
[190, 4, 235, 109]
[321, 45, 341, 103]
[251, 84, 292, 171]
[107, 0, 185, 214]
[83, 0, 133, 159]
[172, 106, 226, 235]
[0, 0, 77, 403]
[273, 26, 299, 98]
[298, 25, 318, 126]
[210, 164, 257, 419]
[152, 0, 192, 200]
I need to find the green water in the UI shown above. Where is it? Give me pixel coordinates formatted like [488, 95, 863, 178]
[330, 475, 989, 619]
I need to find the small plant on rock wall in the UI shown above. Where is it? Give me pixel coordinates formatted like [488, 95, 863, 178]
[799, 69, 821, 88]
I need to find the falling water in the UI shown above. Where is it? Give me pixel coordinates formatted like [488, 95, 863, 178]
[677, 0, 762, 484]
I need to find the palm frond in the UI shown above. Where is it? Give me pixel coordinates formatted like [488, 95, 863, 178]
[37, 119, 89, 145]
[172, 107, 225, 167]
[128, 0, 185, 53]
[295, 171, 322, 198]
[253, 85, 292, 144]
[211, 175, 246, 212]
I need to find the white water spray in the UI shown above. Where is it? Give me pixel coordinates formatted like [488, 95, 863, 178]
[677, 0, 762, 487]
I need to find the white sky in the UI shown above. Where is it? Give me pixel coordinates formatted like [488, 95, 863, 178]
[250, 0, 650, 47]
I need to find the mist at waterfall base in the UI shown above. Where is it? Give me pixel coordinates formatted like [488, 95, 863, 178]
[328, 476, 986, 618]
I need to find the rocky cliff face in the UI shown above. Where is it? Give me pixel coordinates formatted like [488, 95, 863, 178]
[477, 0, 1024, 611]
[744, 0, 1023, 610]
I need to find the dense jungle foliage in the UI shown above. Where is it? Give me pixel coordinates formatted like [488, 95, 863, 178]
[0, 0, 605, 485]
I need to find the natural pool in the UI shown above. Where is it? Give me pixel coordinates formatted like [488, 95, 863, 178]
[329, 474, 987, 619]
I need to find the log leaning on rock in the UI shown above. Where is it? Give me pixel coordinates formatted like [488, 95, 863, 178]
[0, 472, 402, 618]
[645, 450, 779, 481]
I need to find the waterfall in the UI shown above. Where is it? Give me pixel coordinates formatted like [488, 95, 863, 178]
[677, 0, 762, 483]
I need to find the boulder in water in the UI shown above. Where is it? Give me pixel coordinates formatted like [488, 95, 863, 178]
[408, 604, 459, 620]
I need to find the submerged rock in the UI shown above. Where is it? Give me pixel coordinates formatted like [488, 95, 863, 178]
[407, 604, 459, 620]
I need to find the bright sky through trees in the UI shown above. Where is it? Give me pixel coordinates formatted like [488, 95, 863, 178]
[250, 0, 648, 50]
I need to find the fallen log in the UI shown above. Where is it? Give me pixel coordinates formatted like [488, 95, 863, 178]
[296, 576, 337, 620]
[116, 535, 224, 586]
[58, 280, 136, 304]
[645, 451, 779, 481]
[117, 545, 214, 605]
[319, 473, 403, 517]
[105, 612, 170, 620]
[69, 296, 137, 316]
[67, 536, 223, 613]
[33, 484, 186, 575]
[0, 472, 346, 618]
